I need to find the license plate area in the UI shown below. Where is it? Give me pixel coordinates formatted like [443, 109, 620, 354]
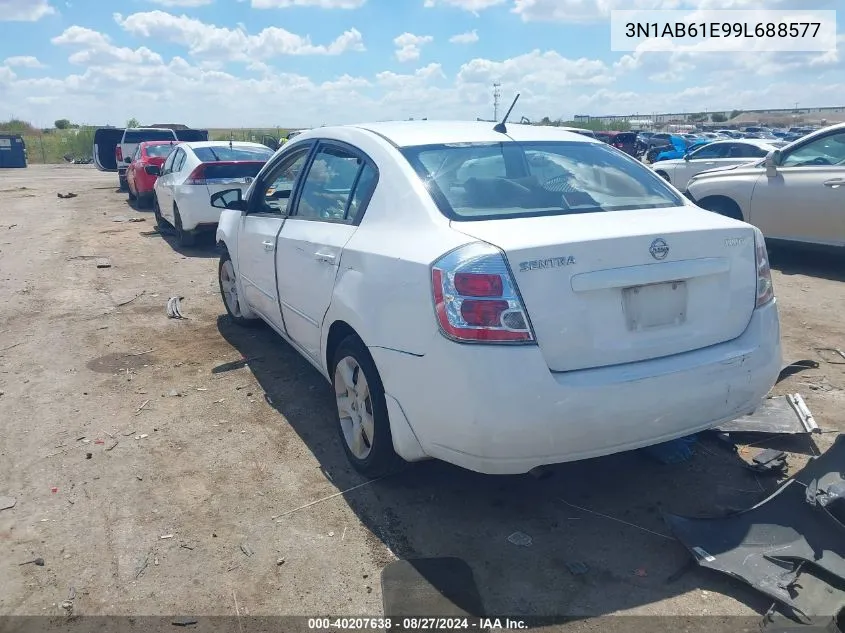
[622, 280, 687, 331]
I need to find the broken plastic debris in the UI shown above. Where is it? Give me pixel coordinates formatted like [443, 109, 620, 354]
[691, 547, 716, 563]
[507, 531, 533, 547]
[160, 534, 174, 540]
[166, 296, 187, 319]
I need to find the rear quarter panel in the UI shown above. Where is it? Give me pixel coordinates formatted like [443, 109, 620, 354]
[216, 209, 244, 264]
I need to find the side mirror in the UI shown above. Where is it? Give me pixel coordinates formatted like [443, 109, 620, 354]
[124, 157, 132, 164]
[145, 165, 161, 176]
[765, 150, 780, 178]
[211, 188, 246, 211]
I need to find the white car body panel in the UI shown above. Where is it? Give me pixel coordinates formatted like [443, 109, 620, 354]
[215, 121, 782, 475]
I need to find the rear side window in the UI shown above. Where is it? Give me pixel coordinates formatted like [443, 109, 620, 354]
[194, 146, 273, 162]
[402, 141, 683, 221]
[124, 130, 177, 143]
[172, 149, 187, 172]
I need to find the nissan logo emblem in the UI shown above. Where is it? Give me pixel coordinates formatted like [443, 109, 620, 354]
[649, 238, 669, 260]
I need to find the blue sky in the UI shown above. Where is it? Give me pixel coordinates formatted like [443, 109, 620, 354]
[0, 0, 842, 128]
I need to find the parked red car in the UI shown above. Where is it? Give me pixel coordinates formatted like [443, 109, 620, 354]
[126, 141, 180, 208]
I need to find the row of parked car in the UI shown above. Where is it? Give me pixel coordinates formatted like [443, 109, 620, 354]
[93, 126, 308, 245]
[89, 117, 840, 480]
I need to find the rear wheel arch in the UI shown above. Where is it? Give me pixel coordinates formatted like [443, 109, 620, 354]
[696, 195, 744, 221]
[325, 320, 360, 376]
[655, 170, 671, 182]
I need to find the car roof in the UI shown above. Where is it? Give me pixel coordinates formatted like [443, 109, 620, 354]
[180, 141, 271, 150]
[318, 121, 601, 148]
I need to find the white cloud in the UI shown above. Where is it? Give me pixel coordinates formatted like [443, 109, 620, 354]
[457, 50, 612, 88]
[449, 30, 479, 44]
[0, 0, 55, 21]
[148, 0, 214, 7]
[423, 0, 505, 11]
[0, 67, 17, 82]
[52, 26, 165, 66]
[4, 56, 46, 68]
[114, 10, 365, 60]
[251, 0, 366, 7]
[393, 32, 434, 62]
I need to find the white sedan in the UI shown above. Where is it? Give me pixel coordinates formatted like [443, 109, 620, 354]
[211, 121, 782, 478]
[152, 141, 274, 246]
[652, 139, 787, 190]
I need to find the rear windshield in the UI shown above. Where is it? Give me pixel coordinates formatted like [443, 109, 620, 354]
[401, 141, 684, 221]
[124, 129, 177, 143]
[203, 162, 266, 180]
[194, 146, 274, 162]
[145, 144, 177, 158]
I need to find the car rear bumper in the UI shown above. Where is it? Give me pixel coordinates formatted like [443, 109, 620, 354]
[174, 188, 224, 231]
[370, 300, 781, 475]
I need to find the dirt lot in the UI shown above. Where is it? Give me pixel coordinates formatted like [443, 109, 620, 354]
[1, 165, 844, 626]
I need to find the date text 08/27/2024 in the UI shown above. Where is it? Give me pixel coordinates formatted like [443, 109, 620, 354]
[307, 617, 528, 630]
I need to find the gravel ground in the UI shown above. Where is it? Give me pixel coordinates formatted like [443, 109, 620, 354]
[1, 165, 843, 626]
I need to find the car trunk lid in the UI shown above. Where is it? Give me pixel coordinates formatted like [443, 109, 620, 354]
[188, 161, 266, 196]
[450, 207, 758, 372]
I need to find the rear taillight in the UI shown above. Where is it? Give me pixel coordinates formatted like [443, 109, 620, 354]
[753, 228, 774, 308]
[115, 146, 123, 162]
[185, 164, 207, 185]
[431, 243, 534, 343]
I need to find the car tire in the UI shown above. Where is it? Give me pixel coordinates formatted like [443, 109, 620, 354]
[218, 250, 260, 327]
[153, 196, 169, 231]
[332, 335, 402, 479]
[173, 204, 196, 247]
[127, 183, 137, 202]
[118, 174, 128, 192]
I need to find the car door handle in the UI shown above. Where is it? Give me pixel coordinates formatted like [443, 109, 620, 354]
[823, 179, 845, 188]
[314, 251, 336, 264]
[262, 240, 275, 251]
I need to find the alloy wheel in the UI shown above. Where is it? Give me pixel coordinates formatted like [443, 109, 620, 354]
[219, 259, 242, 318]
[334, 356, 375, 460]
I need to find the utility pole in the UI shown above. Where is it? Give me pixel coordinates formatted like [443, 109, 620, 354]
[493, 83, 502, 121]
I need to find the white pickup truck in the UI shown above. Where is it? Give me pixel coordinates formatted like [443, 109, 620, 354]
[93, 126, 209, 190]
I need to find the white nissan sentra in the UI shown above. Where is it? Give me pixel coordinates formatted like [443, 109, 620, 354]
[211, 121, 782, 478]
